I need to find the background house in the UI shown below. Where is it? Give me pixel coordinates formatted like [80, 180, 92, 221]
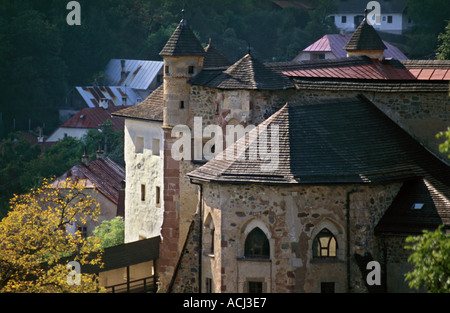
[52, 155, 125, 238]
[293, 33, 408, 61]
[330, 0, 412, 34]
[46, 105, 124, 143]
[60, 59, 163, 123]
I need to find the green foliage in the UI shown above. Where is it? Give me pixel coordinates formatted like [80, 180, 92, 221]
[436, 127, 450, 158]
[437, 21, 450, 60]
[405, 0, 450, 59]
[93, 216, 125, 249]
[404, 225, 450, 293]
[0, 129, 124, 219]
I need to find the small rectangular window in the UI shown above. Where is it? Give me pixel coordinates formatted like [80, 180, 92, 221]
[156, 186, 161, 206]
[248, 281, 263, 293]
[321, 282, 335, 293]
[165, 65, 169, 74]
[77, 226, 88, 239]
[387, 16, 393, 23]
[205, 278, 213, 293]
[188, 66, 194, 74]
[152, 138, 160, 156]
[141, 184, 146, 201]
[135, 136, 144, 153]
[341, 16, 347, 23]
[180, 100, 185, 109]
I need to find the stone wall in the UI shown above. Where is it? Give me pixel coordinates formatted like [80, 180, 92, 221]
[199, 181, 402, 293]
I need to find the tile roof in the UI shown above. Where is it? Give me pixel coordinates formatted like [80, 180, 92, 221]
[268, 56, 450, 82]
[159, 19, 205, 57]
[111, 85, 164, 122]
[343, 18, 387, 51]
[300, 34, 408, 60]
[294, 78, 450, 92]
[53, 157, 125, 205]
[187, 96, 450, 188]
[103, 59, 163, 91]
[190, 53, 295, 90]
[376, 178, 450, 235]
[61, 106, 125, 131]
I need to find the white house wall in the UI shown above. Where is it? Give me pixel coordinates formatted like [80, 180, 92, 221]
[124, 118, 163, 243]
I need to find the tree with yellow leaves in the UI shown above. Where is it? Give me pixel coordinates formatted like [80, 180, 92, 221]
[0, 177, 104, 292]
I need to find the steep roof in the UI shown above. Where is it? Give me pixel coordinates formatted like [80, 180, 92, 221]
[53, 157, 125, 205]
[187, 96, 450, 188]
[159, 19, 205, 57]
[60, 106, 125, 130]
[343, 18, 387, 51]
[190, 53, 294, 90]
[376, 178, 450, 235]
[299, 34, 407, 60]
[112, 85, 164, 122]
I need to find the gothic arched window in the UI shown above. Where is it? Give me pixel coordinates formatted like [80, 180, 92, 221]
[244, 228, 270, 259]
[313, 228, 337, 258]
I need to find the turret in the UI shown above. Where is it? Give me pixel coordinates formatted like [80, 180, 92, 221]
[159, 11, 205, 127]
[343, 10, 386, 60]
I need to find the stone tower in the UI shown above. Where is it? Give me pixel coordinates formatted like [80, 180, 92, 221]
[157, 13, 205, 292]
[159, 13, 205, 127]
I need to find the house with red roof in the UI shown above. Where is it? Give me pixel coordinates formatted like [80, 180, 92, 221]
[293, 33, 408, 61]
[46, 105, 125, 143]
[52, 155, 125, 238]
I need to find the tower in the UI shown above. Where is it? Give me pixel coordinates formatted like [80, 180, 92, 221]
[157, 12, 205, 292]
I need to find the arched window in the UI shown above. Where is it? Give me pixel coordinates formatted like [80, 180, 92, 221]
[244, 228, 270, 259]
[313, 228, 337, 258]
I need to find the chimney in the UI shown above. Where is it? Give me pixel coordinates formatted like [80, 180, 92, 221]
[96, 144, 104, 159]
[82, 147, 89, 165]
[121, 60, 126, 81]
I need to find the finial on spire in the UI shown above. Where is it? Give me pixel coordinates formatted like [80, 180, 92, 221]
[364, 8, 368, 20]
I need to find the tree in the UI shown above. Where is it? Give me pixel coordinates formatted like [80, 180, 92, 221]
[404, 225, 450, 293]
[0, 177, 104, 293]
[437, 21, 450, 60]
[93, 216, 125, 249]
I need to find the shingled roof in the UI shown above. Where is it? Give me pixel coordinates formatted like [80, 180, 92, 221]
[376, 178, 450, 235]
[159, 19, 205, 57]
[112, 85, 164, 122]
[187, 96, 450, 188]
[190, 53, 294, 90]
[343, 18, 387, 51]
[203, 39, 233, 69]
[53, 157, 125, 205]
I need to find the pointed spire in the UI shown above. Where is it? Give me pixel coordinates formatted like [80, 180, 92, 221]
[343, 12, 386, 52]
[159, 9, 205, 56]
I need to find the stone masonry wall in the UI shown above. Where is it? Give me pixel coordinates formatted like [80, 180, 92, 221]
[199, 181, 402, 293]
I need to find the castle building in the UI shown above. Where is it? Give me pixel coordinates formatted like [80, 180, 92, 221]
[114, 14, 450, 293]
